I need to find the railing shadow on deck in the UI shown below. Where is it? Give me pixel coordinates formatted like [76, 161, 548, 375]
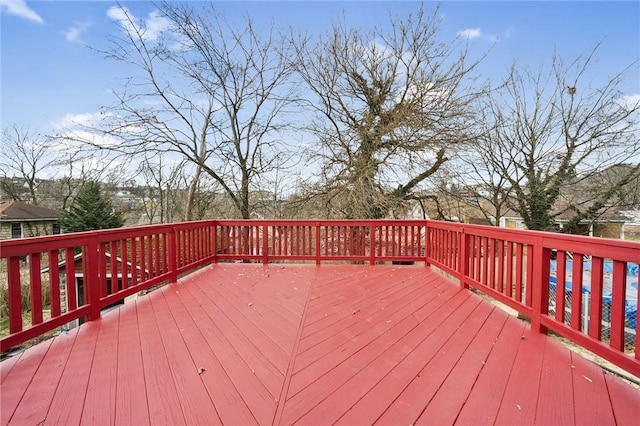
[1, 219, 638, 377]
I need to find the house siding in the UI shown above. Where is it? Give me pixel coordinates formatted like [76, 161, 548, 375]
[0, 220, 58, 240]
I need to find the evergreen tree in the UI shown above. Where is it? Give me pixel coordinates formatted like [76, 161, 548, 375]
[59, 181, 124, 232]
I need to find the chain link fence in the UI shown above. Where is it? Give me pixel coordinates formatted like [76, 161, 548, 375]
[549, 258, 638, 354]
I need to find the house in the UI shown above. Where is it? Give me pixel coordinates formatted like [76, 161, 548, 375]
[0, 200, 61, 240]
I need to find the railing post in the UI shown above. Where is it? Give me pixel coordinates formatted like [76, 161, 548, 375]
[212, 222, 218, 264]
[315, 222, 321, 265]
[169, 227, 178, 283]
[531, 236, 550, 334]
[458, 228, 469, 289]
[369, 223, 376, 265]
[86, 233, 101, 321]
[262, 222, 269, 265]
[424, 221, 431, 267]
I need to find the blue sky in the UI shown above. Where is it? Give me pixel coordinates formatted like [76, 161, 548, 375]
[1, 0, 639, 137]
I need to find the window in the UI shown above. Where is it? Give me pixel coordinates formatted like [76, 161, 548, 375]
[52, 222, 61, 235]
[10, 223, 22, 239]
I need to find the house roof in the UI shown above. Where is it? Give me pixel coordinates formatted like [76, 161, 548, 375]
[0, 200, 60, 221]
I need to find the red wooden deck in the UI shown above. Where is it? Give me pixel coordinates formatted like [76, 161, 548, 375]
[2, 263, 639, 425]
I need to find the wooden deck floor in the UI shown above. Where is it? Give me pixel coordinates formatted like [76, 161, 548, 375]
[2, 263, 639, 425]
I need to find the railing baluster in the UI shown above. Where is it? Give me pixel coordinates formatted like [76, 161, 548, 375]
[610, 260, 627, 351]
[570, 253, 584, 331]
[29, 253, 43, 325]
[49, 250, 61, 318]
[8, 256, 23, 334]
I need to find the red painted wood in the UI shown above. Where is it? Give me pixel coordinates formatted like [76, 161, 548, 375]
[589, 256, 604, 340]
[79, 310, 119, 425]
[374, 298, 491, 426]
[604, 372, 640, 425]
[515, 243, 524, 303]
[45, 322, 99, 425]
[534, 335, 575, 425]
[570, 351, 616, 425]
[493, 329, 546, 425]
[28, 254, 43, 326]
[300, 269, 424, 346]
[285, 291, 474, 425]
[49, 250, 62, 318]
[147, 288, 223, 425]
[556, 250, 567, 323]
[0, 351, 22, 382]
[7, 257, 22, 334]
[329, 291, 475, 425]
[7, 331, 77, 425]
[571, 253, 584, 331]
[135, 295, 187, 425]
[0, 339, 52, 424]
[65, 247, 77, 311]
[455, 317, 527, 425]
[2, 263, 640, 426]
[506, 241, 513, 297]
[166, 283, 262, 424]
[610, 260, 627, 351]
[497, 239, 505, 293]
[415, 308, 510, 425]
[295, 273, 451, 373]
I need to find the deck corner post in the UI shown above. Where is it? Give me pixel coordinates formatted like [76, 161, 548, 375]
[86, 233, 101, 321]
[315, 221, 321, 265]
[211, 222, 218, 264]
[531, 236, 550, 334]
[424, 221, 431, 267]
[458, 228, 470, 289]
[169, 227, 178, 284]
[369, 223, 376, 265]
[262, 222, 269, 265]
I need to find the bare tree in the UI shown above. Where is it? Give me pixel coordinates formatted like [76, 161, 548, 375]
[82, 2, 298, 219]
[476, 47, 640, 231]
[135, 153, 186, 224]
[0, 125, 53, 204]
[292, 4, 485, 219]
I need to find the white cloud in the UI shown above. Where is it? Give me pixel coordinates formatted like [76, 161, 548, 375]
[623, 94, 640, 109]
[51, 112, 108, 130]
[107, 5, 171, 41]
[0, 0, 43, 23]
[457, 28, 482, 39]
[63, 21, 92, 43]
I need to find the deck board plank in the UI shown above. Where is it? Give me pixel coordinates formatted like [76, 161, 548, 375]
[533, 337, 575, 426]
[493, 328, 546, 425]
[79, 310, 119, 425]
[114, 301, 150, 426]
[44, 322, 100, 425]
[171, 280, 268, 425]
[1, 339, 52, 425]
[294, 275, 448, 371]
[604, 372, 640, 425]
[298, 271, 436, 353]
[415, 308, 510, 425]
[7, 331, 77, 426]
[450, 314, 527, 425]
[194, 268, 301, 375]
[298, 291, 475, 425]
[146, 287, 222, 426]
[184, 280, 288, 391]
[570, 350, 616, 425]
[374, 297, 491, 426]
[135, 294, 188, 426]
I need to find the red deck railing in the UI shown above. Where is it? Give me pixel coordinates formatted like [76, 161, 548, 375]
[1, 220, 638, 377]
